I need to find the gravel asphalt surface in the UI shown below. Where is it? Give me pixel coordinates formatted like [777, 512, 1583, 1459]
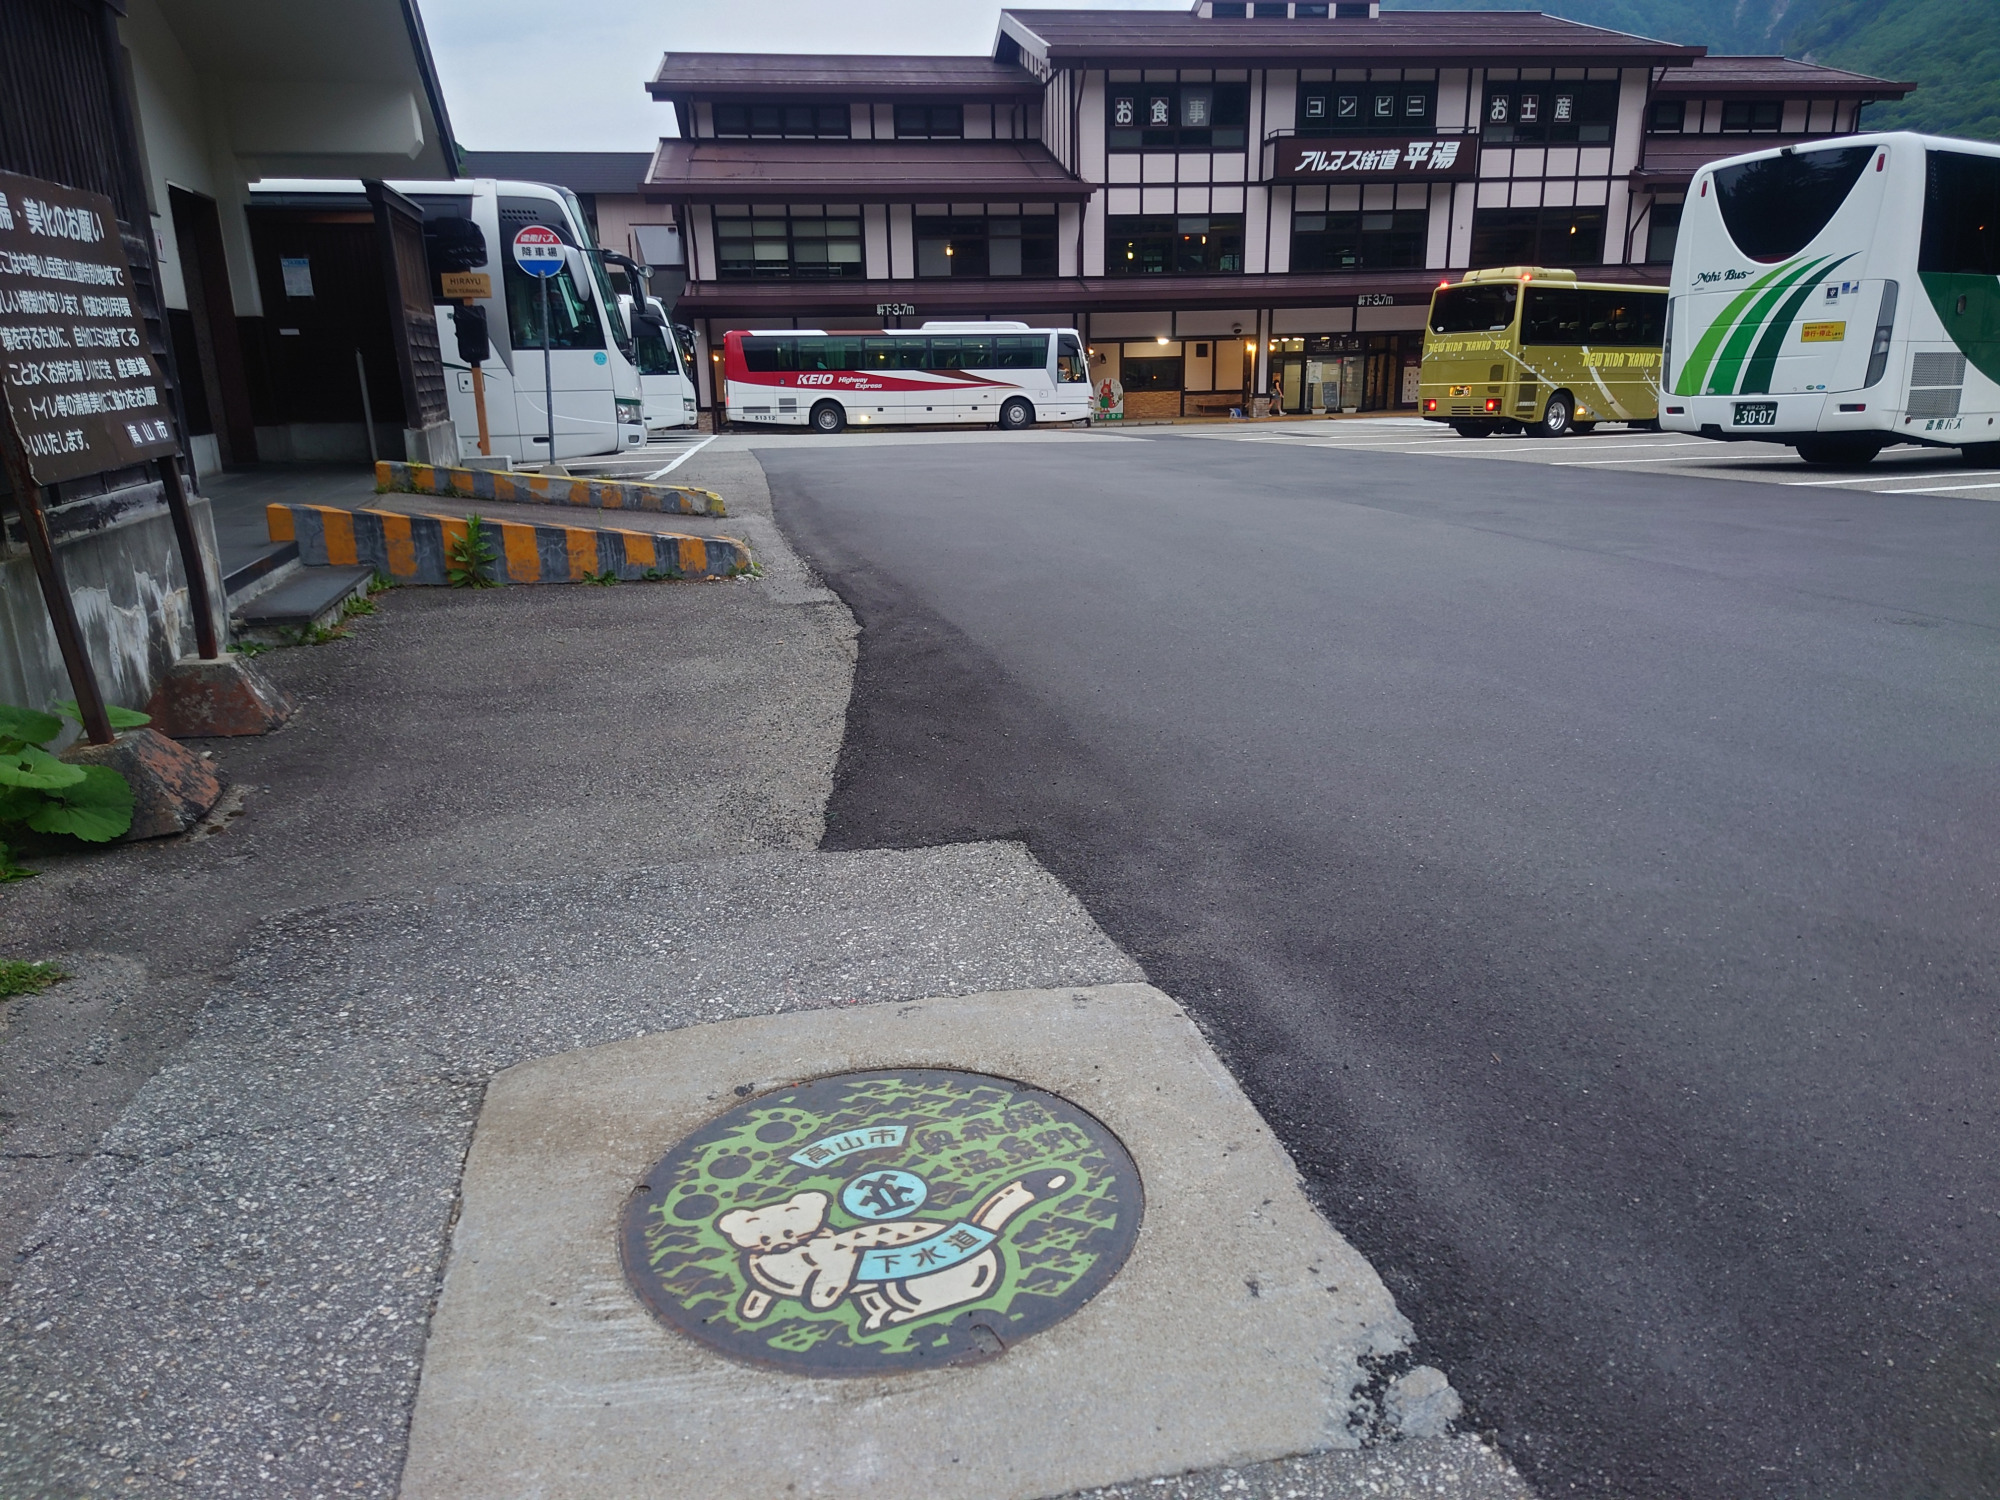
[764, 428, 2000, 1500]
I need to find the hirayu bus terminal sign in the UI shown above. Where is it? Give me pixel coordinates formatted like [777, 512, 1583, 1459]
[1272, 136, 1479, 182]
[0, 170, 178, 486]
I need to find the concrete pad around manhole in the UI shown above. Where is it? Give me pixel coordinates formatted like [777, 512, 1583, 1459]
[400, 984, 1432, 1500]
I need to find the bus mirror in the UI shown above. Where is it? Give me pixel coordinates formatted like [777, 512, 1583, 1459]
[453, 303, 490, 365]
[562, 246, 595, 298]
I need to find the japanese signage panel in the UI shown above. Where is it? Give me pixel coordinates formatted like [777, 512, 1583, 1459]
[0, 170, 177, 487]
[1273, 136, 1479, 182]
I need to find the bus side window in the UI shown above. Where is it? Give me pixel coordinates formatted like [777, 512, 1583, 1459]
[997, 334, 1048, 370]
[741, 337, 794, 372]
[1522, 287, 1583, 345]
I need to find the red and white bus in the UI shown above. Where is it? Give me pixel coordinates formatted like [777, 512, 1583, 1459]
[721, 323, 1093, 432]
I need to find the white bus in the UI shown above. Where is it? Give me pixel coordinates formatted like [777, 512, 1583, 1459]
[1662, 132, 2000, 467]
[251, 177, 647, 463]
[720, 323, 1093, 432]
[621, 294, 698, 434]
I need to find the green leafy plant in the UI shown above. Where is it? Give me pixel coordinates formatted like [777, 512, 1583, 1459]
[581, 568, 620, 586]
[447, 514, 498, 588]
[0, 702, 143, 874]
[642, 566, 685, 583]
[0, 960, 68, 999]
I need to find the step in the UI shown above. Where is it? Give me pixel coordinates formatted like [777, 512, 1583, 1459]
[231, 564, 372, 640]
[222, 540, 301, 605]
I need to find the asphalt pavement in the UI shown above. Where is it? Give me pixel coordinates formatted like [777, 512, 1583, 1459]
[762, 428, 2000, 1500]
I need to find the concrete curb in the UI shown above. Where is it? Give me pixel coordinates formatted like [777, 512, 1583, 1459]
[267, 503, 752, 585]
[375, 460, 724, 516]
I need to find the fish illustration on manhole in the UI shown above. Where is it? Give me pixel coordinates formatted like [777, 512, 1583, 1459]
[620, 1069, 1143, 1376]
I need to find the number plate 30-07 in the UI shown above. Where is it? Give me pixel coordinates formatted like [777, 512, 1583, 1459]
[1733, 401, 1778, 426]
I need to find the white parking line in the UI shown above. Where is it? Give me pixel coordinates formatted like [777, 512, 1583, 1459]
[1869, 480, 2000, 494]
[1549, 454, 1739, 467]
[1786, 468, 2000, 487]
[645, 435, 716, 478]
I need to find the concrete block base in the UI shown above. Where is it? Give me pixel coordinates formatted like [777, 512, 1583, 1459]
[143, 653, 293, 738]
[62, 727, 223, 840]
[400, 984, 1439, 1500]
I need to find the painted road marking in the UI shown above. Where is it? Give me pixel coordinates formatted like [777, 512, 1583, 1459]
[646, 434, 716, 478]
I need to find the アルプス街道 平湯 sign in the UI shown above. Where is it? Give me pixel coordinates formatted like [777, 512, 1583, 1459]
[621, 1068, 1143, 1376]
[0, 169, 177, 487]
[1272, 137, 1480, 182]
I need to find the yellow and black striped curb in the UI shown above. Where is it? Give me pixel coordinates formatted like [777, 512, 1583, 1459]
[267, 504, 752, 586]
[374, 460, 724, 517]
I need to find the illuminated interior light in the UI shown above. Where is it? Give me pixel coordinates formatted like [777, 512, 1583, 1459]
[1157, 336, 1169, 344]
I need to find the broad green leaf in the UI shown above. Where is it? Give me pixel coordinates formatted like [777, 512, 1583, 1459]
[0, 786, 41, 821]
[26, 765, 134, 842]
[0, 746, 88, 790]
[0, 705, 63, 746]
[55, 699, 151, 730]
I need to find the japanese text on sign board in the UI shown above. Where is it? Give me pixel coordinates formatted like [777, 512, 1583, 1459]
[0, 169, 177, 486]
[1275, 138, 1477, 181]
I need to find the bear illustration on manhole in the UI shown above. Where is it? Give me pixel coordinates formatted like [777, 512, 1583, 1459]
[620, 1069, 1144, 1376]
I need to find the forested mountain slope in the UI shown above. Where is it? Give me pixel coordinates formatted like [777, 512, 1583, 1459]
[1389, 0, 1998, 140]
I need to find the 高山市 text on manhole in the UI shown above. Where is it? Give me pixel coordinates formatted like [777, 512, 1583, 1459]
[620, 1069, 1143, 1376]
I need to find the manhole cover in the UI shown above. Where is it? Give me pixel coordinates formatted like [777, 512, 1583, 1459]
[620, 1069, 1143, 1376]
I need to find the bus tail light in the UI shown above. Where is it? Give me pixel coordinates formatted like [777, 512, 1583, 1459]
[1423, 398, 1438, 412]
[1864, 281, 1898, 388]
[1485, 398, 1502, 413]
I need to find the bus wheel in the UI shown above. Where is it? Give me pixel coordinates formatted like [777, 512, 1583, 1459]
[1000, 397, 1036, 430]
[1534, 391, 1574, 438]
[1450, 421, 1492, 438]
[810, 401, 846, 434]
[1960, 441, 2000, 465]
[1793, 435, 1881, 468]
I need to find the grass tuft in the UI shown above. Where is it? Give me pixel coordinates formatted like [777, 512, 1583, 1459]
[0, 960, 68, 999]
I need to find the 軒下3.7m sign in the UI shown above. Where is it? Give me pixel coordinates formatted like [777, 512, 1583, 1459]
[1273, 137, 1479, 182]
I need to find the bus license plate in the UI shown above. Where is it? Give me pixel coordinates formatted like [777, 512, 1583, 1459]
[1733, 401, 1778, 426]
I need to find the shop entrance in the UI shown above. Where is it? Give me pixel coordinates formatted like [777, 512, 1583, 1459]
[1271, 334, 1420, 414]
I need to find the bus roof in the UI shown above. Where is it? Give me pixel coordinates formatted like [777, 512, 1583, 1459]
[1447, 267, 1665, 294]
[1683, 129, 2000, 184]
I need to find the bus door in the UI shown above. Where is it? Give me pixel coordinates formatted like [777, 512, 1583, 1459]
[1056, 333, 1091, 410]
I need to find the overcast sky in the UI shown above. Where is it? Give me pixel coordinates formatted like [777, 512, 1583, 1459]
[421, 0, 1187, 152]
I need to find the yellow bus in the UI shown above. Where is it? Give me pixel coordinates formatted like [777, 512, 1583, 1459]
[1419, 268, 1667, 438]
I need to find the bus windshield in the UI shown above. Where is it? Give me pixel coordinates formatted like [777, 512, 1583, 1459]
[1431, 284, 1518, 334]
[634, 317, 679, 376]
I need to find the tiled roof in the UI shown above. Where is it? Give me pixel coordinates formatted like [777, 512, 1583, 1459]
[644, 139, 1095, 202]
[649, 54, 1041, 99]
[1655, 56, 1913, 98]
[461, 152, 655, 194]
[998, 8, 1703, 65]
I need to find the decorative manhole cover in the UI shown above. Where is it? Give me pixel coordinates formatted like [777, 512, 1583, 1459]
[620, 1069, 1143, 1376]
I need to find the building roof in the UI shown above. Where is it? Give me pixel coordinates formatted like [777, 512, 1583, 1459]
[1629, 133, 1834, 188]
[648, 53, 1041, 101]
[997, 8, 1704, 67]
[462, 152, 655, 194]
[1654, 55, 1913, 99]
[644, 139, 1094, 202]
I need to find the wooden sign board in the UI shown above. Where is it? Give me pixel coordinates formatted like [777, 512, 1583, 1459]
[440, 270, 492, 301]
[0, 168, 178, 487]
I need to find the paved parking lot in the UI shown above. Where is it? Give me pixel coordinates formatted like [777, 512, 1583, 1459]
[1179, 415, 2000, 498]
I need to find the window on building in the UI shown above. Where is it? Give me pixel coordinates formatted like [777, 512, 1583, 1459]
[1120, 355, 1183, 391]
[1720, 100, 1784, 133]
[1299, 84, 1434, 136]
[1107, 215, 1245, 275]
[1296, 4, 1331, 16]
[896, 104, 965, 139]
[712, 102, 850, 139]
[1649, 99, 1686, 133]
[1483, 82, 1617, 144]
[714, 207, 865, 280]
[1468, 206, 1607, 267]
[915, 213, 1059, 278]
[1108, 83, 1251, 150]
[1211, 2, 1248, 14]
[1291, 209, 1428, 271]
[1645, 200, 1683, 264]
[1336, 3, 1375, 15]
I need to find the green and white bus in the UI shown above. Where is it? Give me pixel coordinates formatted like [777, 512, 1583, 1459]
[1662, 132, 2000, 467]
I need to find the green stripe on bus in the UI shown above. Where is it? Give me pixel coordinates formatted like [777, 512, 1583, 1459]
[1741, 254, 1857, 395]
[1706, 257, 1833, 396]
[1673, 259, 1802, 398]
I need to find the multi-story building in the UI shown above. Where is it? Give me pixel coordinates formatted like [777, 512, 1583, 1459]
[636, 3, 1909, 419]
